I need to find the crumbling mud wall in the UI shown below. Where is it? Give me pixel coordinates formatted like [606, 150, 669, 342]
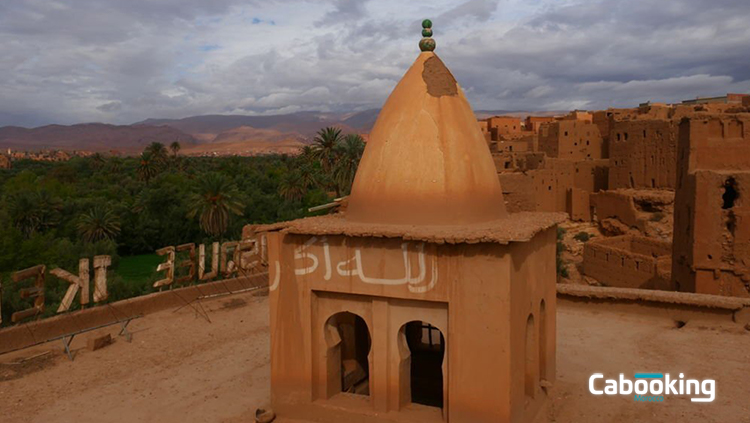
[499, 158, 607, 217]
[567, 188, 590, 221]
[497, 139, 532, 153]
[525, 116, 555, 133]
[487, 116, 523, 141]
[494, 152, 545, 173]
[538, 120, 604, 160]
[583, 235, 672, 290]
[673, 115, 750, 298]
[591, 189, 674, 239]
[500, 172, 537, 212]
[609, 119, 678, 189]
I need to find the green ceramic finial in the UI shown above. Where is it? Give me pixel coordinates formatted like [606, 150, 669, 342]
[419, 19, 436, 52]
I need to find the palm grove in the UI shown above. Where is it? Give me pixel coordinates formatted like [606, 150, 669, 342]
[0, 127, 365, 324]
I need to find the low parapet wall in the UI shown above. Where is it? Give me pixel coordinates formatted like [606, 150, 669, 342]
[557, 283, 750, 327]
[0, 273, 268, 355]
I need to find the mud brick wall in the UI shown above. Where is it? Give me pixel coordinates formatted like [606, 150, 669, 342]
[539, 120, 604, 160]
[673, 115, 750, 298]
[583, 235, 672, 290]
[609, 119, 678, 189]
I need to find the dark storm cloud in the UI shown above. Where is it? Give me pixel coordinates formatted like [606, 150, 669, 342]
[0, 0, 749, 126]
[442, 0, 750, 111]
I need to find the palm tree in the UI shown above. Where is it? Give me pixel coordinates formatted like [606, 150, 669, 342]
[170, 141, 181, 157]
[298, 162, 318, 189]
[77, 206, 121, 242]
[91, 153, 105, 169]
[35, 190, 62, 232]
[137, 151, 160, 183]
[299, 145, 315, 162]
[279, 171, 306, 202]
[311, 127, 342, 175]
[7, 191, 62, 237]
[108, 157, 123, 173]
[187, 173, 244, 237]
[333, 134, 366, 195]
[145, 142, 168, 165]
[8, 192, 41, 237]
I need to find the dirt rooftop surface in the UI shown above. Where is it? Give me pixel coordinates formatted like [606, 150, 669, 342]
[0, 291, 748, 423]
[257, 211, 567, 244]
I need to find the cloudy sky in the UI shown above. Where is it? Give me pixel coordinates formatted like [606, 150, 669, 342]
[2, 0, 750, 127]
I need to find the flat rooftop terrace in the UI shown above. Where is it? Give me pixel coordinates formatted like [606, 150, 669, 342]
[1, 291, 748, 423]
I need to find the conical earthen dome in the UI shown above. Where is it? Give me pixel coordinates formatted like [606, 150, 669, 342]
[346, 52, 507, 225]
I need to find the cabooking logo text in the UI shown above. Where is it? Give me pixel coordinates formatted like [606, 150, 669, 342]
[589, 373, 715, 403]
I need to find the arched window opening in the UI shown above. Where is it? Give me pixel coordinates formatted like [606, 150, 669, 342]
[401, 321, 445, 408]
[325, 312, 371, 396]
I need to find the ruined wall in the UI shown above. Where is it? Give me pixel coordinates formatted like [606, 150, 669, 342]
[574, 159, 609, 193]
[478, 120, 491, 143]
[498, 140, 531, 153]
[608, 119, 678, 189]
[673, 115, 750, 298]
[583, 235, 673, 290]
[494, 152, 545, 173]
[567, 187, 590, 221]
[488, 116, 523, 141]
[525, 116, 555, 133]
[538, 120, 604, 160]
[591, 190, 640, 227]
[497, 158, 607, 217]
[637, 104, 671, 120]
[560, 111, 593, 122]
[591, 189, 675, 239]
[530, 158, 607, 214]
[629, 235, 672, 257]
[529, 159, 575, 213]
[499, 172, 536, 212]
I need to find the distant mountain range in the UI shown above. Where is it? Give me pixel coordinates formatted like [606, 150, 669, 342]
[0, 123, 196, 154]
[0, 109, 562, 155]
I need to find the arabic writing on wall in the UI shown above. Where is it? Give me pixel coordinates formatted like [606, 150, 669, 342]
[270, 236, 439, 294]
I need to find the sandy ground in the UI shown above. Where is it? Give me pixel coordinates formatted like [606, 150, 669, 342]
[1, 292, 749, 423]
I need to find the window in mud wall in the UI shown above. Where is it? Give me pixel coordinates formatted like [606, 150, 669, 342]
[402, 321, 445, 408]
[722, 177, 738, 209]
[326, 312, 371, 396]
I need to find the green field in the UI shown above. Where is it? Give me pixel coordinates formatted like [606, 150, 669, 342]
[116, 254, 162, 283]
[109, 253, 163, 300]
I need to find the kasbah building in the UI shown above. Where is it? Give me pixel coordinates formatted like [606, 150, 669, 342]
[0, 20, 749, 423]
